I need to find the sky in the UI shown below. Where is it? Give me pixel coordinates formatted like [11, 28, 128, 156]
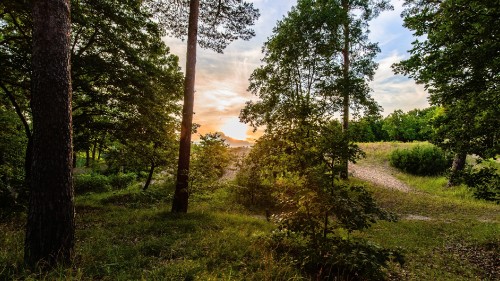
[164, 0, 429, 146]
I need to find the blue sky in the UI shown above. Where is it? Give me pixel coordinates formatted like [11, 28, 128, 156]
[165, 0, 428, 145]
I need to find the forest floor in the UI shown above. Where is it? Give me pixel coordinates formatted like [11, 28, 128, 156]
[1, 142, 498, 280]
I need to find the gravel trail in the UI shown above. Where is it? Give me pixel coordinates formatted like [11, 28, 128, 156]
[349, 163, 412, 193]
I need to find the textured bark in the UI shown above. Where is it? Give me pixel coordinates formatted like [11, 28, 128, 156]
[447, 152, 467, 187]
[172, 0, 200, 213]
[25, 0, 75, 268]
[340, 0, 350, 180]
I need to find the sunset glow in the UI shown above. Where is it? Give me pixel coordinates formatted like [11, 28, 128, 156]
[220, 117, 248, 141]
[165, 0, 428, 146]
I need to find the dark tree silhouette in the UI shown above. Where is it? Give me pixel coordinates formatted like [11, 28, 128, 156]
[25, 0, 75, 268]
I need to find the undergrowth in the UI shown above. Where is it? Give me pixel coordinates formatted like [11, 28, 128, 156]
[0, 182, 301, 280]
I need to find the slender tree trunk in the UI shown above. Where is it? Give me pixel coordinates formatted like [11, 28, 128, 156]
[0, 83, 33, 189]
[143, 162, 156, 191]
[85, 148, 90, 167]
[91, 139, 97, 161]
[447, 152, 467, 187]
[97, 140, 103, 160]
[25, 0, 75, 268]
[172, 0, 200, 213]
[340, 0, 350, 180]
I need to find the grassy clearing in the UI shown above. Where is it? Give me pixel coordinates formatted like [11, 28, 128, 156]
[1, 142, 498, 280]
[0, 182, 301, 280]
[355, 142, 500, 280]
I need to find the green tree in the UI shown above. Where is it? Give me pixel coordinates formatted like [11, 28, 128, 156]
[70, 0, 184, 169]
[25, 0, 74, 268]
[1, 0, 184, 193]
[241, 0, 390, 178]
[393, 0, 500, 185]
[0, 0, 33, 188]
[336, 0, 392, 178]
[190, 132, 231, 192]
[148, 0, 260, 213]
[349, 113, 388, 142]
[0, 107, 28, 214]
[382, 107, 438, 142]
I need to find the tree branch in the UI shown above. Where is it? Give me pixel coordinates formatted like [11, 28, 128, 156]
[0, 82, 32, 139]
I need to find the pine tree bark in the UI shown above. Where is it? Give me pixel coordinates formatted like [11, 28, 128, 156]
[340, 0, 350, 180]
[25, 0, 75, 268]
[172, 0, 200, 213]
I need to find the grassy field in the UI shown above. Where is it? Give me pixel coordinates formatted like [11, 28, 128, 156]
[1, 181, 306, 280]
[356, 142, 499, 281]
[1, 142, 498, 280]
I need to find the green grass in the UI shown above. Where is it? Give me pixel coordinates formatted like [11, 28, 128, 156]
[0, 182, 301, 280]
[353, 142, 500, 280]
[1, 143, 498, 280]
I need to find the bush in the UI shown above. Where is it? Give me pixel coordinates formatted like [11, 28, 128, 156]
[462, 166, 500, 203]
[390, 144, 450, 176]
[266, 179, 402, 280]
[74, 173, 110, 194]
[109, 172, 136, 189]
[269, 231, 404, 281]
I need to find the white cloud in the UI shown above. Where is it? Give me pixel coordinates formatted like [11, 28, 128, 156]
[371, 52, 429, 115]
[164, 0, 427, 139]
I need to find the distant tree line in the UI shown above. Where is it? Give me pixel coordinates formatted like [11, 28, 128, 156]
[349, 106, 440, 143]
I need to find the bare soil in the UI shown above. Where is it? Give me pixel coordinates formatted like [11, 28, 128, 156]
[349, 163, 413, 193]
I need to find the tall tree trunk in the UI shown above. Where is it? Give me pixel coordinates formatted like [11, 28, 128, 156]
[25, 0, 75, 268]
[340, 0, 350, 180]
[447, 152, 467, 187]
[172, 0, 199, 213]
[143, 162, 155, 191]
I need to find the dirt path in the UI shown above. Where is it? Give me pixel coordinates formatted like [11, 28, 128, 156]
[349, 163, 413, 193]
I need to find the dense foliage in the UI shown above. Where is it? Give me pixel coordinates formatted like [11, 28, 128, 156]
[390, 144, 451, 176]
[190, 133, 231, 192]
[460, 163, 500, 203]
[394, 0, 500, 186]
[0, 108, 27, 215]
[1, 0, 184, 206]
[235, 135, 402, 279]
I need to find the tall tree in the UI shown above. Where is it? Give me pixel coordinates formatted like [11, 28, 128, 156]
[241, 0, 390, 179]
[148, 0, 259, 213]
[1, 0, 183, 196]
[336, 0, 392, 179]
[393, 0, 500, 185]
[174, 0, 199, 213]
[25, 0, 74, 267]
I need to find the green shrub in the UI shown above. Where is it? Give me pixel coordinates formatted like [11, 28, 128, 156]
[390, 144, 450, 176]
[108, 172, 136, 189]
[269, 231, 404, 281]
[268, 180, 402, 280]
[74, 173, 110, 194]
[462, 166, 500, 203]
